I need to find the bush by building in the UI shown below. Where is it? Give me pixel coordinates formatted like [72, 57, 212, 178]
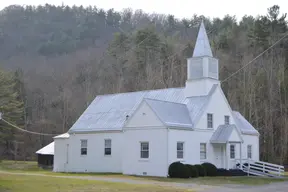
[168, 161, 190, 178]
[201, 162, 217, 176]
[185, 164, 199, 178]
[194, 164, 206, 177]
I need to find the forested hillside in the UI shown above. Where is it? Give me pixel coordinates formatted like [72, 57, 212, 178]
[0, 4, 287, 163]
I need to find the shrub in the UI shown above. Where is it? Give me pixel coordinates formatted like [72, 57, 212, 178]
[229, 169, 247, 176]
[185, 164, 199, 178]
[216, 169, 247, 176]
[216, 168, 231, 176]
[195, 164, 206, 177]
[168, 162, 190, 178]
[201, 162, 217, 176]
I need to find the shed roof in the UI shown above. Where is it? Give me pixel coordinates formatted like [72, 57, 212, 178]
[210, 124, 243, 144]
[36, 142, 54, 155]
[53, 133, 70, 139]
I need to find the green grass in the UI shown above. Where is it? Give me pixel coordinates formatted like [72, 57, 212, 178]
[0, 160, 43, 172]
[0, 160, 148, 180]
[139, 176, 288, 186]
[1, 160, 287, 187]
[0, 173, 191, 192]
[0, 160, 124, 176]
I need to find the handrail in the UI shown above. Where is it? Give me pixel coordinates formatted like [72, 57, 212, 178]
[233, 159, 284, 177]
[255, 160, 285, 169]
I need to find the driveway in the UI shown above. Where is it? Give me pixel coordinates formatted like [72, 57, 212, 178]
[1, 171, 288, 192]
[201, 182, 288, 192]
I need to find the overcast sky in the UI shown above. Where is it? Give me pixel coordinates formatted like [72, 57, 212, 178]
[0, 0, 287, 20]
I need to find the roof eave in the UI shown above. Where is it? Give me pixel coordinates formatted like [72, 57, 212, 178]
[36, 152, 54, 155]
[210, 140, 226, 144]
[68, 129, 123, 134]
[168, 126, 194, 131]
[241, 131, 260, 136]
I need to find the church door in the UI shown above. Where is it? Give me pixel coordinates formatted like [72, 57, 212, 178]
[214, 145, 225, 168]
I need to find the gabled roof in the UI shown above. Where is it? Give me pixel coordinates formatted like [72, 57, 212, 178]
[192, 21, 213, 57]
[36, 142, 54, 155]
[67, 83, 258, 134]
[187, 84, 217, 126]
[232, 111, 259, 135]
[68, 86, 214, 133]
[210, 124, 243, 144]
[144, 99, 193, 128]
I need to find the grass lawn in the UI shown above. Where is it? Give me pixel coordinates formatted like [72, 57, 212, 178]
[0, 160, 41, 171]
[0, 160, 123, 175]
[139, 175, 288, 186]
[0, 173, 190, 192]
[1, 160, 288, 187]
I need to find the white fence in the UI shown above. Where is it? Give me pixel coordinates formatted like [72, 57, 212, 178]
[234, 159, 285, 177]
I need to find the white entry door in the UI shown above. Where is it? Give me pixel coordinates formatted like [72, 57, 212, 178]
[214, 145, 224, 168]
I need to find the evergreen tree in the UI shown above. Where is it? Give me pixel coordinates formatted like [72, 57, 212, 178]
[0, 68, 24, 159]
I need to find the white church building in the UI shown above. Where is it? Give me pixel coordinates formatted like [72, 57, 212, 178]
[38, 22, 261, 177]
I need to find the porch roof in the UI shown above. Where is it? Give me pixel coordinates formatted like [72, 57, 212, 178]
[210, 124, 243, 144]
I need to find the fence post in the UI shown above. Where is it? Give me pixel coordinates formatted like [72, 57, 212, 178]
[248, 161, 250, 176]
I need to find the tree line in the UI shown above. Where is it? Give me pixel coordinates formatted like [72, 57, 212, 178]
[0, 4, 287, 164]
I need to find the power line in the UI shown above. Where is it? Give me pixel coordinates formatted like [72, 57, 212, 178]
[106, 22, 218, 80]
[1, 118, 57, 136]
[221, 32, 288, 83]
[0, 23, 215, 137]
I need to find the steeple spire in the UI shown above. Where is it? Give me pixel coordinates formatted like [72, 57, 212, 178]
[192, 21, 213, 57]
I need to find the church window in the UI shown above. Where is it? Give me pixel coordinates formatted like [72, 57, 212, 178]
[177, 142, 184, 159]
[207, 113, 213, 128]
[81, 140, 87, 155]
[140, 142, 149, 159]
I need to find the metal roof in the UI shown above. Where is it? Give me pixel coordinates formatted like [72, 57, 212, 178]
[145, 99, 193, 128]
[54, 133, 70, 139]
[68, 87, 210, 133]
[192, 21, 213, 57]
[36, 142, 54, 155]
[186, 84, 217, 125]
[67, 84, 258, 134]
[232, 111, 259, 135]
[210, 124, 242, 144]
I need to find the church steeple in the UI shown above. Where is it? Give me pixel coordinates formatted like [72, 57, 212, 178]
[192, 21, 213, 57]
[184, 21, 219, 97]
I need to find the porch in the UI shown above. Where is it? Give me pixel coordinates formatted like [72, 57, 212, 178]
[210, 124, 244, 169]
[210, 142, 243, 169]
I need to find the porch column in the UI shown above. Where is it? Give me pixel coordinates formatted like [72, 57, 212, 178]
[226, 142, 229, 169]
[239, 142, 242, 169]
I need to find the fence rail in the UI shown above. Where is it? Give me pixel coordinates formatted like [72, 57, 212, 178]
[234, 159, 284, 177]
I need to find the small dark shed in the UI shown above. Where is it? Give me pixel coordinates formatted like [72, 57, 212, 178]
[36, 142, 54, 169]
